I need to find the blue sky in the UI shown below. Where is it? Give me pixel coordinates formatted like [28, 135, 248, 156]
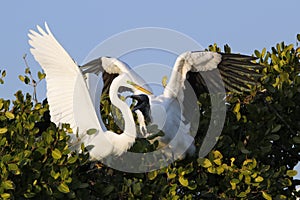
[0, 1, 299, 175]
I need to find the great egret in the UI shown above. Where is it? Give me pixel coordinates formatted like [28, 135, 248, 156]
[29, 23, 263, 160]
[81, 46, 264, 158]
[28, 23, 150, 160]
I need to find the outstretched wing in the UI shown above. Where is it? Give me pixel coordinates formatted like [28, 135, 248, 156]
[164, 51, 263, 126]
[164, 51, 263, 99]
[28, 23, 102, 138]
[80, 57, 152, 97]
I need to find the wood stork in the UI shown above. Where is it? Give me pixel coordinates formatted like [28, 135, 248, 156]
[29, 23, 263, 160]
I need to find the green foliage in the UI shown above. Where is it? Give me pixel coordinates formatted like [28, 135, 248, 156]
[0, 69, 6, 84]
[0, 92, 91, 199]
[0, 37, 299, 199]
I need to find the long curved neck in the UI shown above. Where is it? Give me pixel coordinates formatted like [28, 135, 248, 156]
[109, 74, 136, 139]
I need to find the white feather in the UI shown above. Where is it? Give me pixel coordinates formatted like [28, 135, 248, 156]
[29, 23, 137, 160]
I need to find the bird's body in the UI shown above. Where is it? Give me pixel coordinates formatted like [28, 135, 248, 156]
[28, 24, 141, 160]
[29, 23, 263, 160]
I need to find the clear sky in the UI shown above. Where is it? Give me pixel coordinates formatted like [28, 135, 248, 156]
[0, 0, 299, 176]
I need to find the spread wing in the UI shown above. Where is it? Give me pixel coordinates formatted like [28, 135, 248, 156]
[164, 51, 264, 127]
[164, 51, 263, 99]
[80, 57, 152, 97]
[28, 23, 102, 139]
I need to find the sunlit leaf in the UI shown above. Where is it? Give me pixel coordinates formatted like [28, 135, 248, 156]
[18, 75, 25, 82]
[0, 127, 8, 134]
[162, 76, 168, 88]
[148, 170, 158, 180]
[198, 158, 212, 168]
[1, 193, 11, 199]
[179, 176, 189, 187]
[57, 182, 70, 193]
[52, 148, 62, 160]
[2, 180, 14, 190]
[262, 191, 272, 200]
[5, 111, 15, 119]
[286, 170, 297, 177]
[254, 176, 264, 182]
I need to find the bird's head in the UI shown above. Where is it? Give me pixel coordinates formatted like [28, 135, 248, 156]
[128, 94, 151, 123]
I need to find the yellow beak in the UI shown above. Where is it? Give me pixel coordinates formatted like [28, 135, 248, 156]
[127, 81, 153, 95]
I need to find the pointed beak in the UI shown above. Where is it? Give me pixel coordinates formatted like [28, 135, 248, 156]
[127, 81, 153, 95]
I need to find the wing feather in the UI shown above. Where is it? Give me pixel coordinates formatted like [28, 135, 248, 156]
[28, 23, 101, 137]
[164, 50, 263, 126]
[165, 51, 263, 99]
[80, 57, 152, 96]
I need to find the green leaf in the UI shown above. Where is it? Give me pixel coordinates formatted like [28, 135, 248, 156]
[237, 192, 247, 198]
[297, 34, 300, 42]
[5, 111, 15, 119]
[60, 167, 69, 180]
[103, 185, 115, 196]
[18, 75, 25, 82]
[267, 134, 280, 141]
[262, 191, 272, 200]
[167, 173, 176, 179]
[67, 155, 78, 164]
[254, 50, 261, 58]
[162, 76, 168, 88]
[216, 166, 225, 175]
[57, 182, 70, 193]
[271, 124, 281, 133]
[51, 170, 60, 180]
[1, 193, 11, 199]
[0, 127, 8, 134]
[7, 163, 20, 175]
[25, 67, 31, 74]
[148, 170, 158, 180]
[231, 178, 240, 184]
[286, 170, 297, 177]
[38, 71, 46, 80]
[179, 176, 189, 187]
[133, 182, 142, 195]
[261, 48, 266, 58]
[24, 76, 30, 84]
[198, 158, 212, 168]
[1, 70, 6, 77]
[213, 158, 222, 166]
[87, 128, 97, 135]
[254, 176, 264, 182]
[292, 136, 300, 144]
[52, 148, 62, 160]
[2, 180, 14, 190]
[233, 102, 240, 113]
[24, 193, 36, 198]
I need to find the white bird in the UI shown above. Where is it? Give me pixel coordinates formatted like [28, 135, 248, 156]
[28, 23, 151, 160]
[29, 23, 263, 160]
[81, 44, 264, 159]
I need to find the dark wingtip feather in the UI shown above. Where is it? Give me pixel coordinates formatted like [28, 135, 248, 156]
[220, 53, 258, 61]
[218, 53, 264, 93]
